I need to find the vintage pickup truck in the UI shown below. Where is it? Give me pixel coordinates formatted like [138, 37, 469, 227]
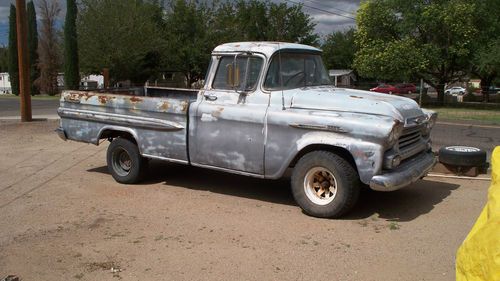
[56, 42, 437, 218]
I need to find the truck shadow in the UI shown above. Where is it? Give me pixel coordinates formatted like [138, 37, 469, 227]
[346, 179, 460, 222]
[89, 161, 461, 222]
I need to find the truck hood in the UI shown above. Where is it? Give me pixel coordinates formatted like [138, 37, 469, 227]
[289, 86, 424, 122]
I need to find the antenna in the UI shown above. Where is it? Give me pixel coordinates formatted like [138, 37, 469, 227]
[278, 43, 285, 110]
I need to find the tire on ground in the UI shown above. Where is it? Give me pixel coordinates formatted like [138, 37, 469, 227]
[291, 151, 360, 218]
[106, 137, 146, 184]
[438, 146, 486, 167]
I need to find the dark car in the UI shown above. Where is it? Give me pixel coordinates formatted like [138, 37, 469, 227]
[370, 84, 398, 94]
[395, 83, 417, 94]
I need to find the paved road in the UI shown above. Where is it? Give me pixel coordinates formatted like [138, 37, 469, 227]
[0, 96, 59, 117]
[1, 95, 498, 158]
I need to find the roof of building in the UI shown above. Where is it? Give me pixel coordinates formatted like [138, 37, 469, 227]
[328, 69, 354, 77]
[212, 42, 321, 58]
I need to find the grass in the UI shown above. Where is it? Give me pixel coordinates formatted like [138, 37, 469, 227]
[0, 94, 60, 100]
[432, 107, 500, 125]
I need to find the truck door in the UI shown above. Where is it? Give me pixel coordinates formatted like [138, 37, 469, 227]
[190, 54, 268, 175]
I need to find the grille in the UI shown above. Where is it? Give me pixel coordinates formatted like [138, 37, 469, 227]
[398, 125, 426, 160]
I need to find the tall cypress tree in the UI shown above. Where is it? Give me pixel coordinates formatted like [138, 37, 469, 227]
[64, 0, 79, 90]
[27, 1, 39, 95]
[8, 4, 19, 96]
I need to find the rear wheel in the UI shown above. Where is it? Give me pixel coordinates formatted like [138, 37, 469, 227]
[107, 137, 146, 184]
[291, 151, 360, 218]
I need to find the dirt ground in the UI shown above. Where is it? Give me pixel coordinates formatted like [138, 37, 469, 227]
[0, 120, 490, 281]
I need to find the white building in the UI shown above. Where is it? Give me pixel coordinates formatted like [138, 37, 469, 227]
[0, 72, 12, 94]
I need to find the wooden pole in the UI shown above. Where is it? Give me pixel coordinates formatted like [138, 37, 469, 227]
[16, 0, 31, 122]
[103, 68, 109, 89]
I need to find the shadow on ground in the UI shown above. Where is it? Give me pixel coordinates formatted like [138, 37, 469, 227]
[88, 160, 460, 222]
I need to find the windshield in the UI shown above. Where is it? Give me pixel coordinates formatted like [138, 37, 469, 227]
[264, 52, 331, 90]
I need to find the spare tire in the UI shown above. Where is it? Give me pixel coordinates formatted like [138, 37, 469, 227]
[439, 146, 486, 167]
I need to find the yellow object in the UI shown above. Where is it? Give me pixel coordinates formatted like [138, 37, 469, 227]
[456, 146, 500, 281]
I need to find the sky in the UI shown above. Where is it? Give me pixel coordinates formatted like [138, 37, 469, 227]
[0, 0, 360, 46]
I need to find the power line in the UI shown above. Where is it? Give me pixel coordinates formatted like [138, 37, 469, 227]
[305, 0, 357, 16]
[282, 0, 357, 20]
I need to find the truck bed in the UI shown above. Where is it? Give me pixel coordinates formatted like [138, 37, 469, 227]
[58, 87, 198, 163]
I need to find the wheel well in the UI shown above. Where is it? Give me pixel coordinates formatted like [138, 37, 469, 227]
[289, 144, 357, 172]
[99, 129, 137, 145]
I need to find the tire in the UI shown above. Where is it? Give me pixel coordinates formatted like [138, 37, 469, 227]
[107, 137, 146, 184]
[291, 151, 360, 218]
[438, 146, 486, 167]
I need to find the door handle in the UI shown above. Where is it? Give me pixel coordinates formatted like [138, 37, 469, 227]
[204, 93, 218, 101]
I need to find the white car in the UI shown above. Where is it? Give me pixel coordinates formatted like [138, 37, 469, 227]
[445, 86, 467, 96]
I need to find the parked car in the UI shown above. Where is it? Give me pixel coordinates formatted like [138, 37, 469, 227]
[370, 84, 398, 94]
[395, 83, 417, 94]
[57, 42, 437, 218]
[445, 86, 467, 96]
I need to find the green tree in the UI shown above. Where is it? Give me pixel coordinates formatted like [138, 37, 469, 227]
[322, 29, 356, 70]
[354, 0, 477, 104]
[267, 2, 318, 45]
[78, 0, 163, 85]
[8, 4, 19, 96]
[64, 0, 80, 90]
[162, 0, 213, 87]
[0, 47, 8, 72]
[27, 1, 39, 95]
[470, 0, 500, 102]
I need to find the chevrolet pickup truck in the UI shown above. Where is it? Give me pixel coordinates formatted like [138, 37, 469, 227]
[56, 42, 437, 218]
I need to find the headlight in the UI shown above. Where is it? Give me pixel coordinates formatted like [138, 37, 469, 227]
[387, 120, 404, 147]
[422, 110, 438, 136]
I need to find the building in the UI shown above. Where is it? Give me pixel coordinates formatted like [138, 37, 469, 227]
[328, 69, 357, 87]
[0, 72, 12, 94]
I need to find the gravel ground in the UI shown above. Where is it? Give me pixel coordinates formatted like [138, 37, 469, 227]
[0, 120, 490, 281]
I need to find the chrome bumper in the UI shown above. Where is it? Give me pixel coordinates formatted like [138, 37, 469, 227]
[55, 127, 67, 141]
[370, 151, 436, 191]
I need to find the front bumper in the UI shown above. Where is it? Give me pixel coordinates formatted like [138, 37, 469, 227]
[370, 151, 436, 191]
[55, 127, 67, 141]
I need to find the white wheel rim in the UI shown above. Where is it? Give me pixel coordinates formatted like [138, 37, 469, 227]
[303, 167, 338, 205]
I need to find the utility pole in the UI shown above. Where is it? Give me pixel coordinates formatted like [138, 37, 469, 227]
[16, 0, 32, 122]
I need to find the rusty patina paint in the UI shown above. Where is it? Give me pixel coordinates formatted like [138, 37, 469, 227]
[129, 96, 143, 103]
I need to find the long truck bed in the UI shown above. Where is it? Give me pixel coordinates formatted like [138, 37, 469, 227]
[58, 87, 198, 163]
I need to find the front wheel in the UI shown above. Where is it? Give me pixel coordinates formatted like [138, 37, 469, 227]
[291, 151, 360, 218]
[107, 137, 146, 184]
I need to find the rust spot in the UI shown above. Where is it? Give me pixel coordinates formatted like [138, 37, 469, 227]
[211, 107, 224, 118]
[129, 96, 143, 103]
[159, 101, 170, 111]
[180, 101, 188, 112]
[97, 95, 109, 104]
[350, 95, 363, 99]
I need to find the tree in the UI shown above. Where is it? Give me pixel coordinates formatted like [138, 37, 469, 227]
[470, 0, 500, 102]
[162, 0, 213, 87]
[322, 29, 356, 70]
[64, 0, 80, 90]
[27, 1, 39, 95]
[8, 4, 19, 96]
[37, 0, 61, 96]
[354, 0, 478, 104]
[266, 2, 318, 45]
[0, 48, 8, 72]
[78, 0, 163, 85]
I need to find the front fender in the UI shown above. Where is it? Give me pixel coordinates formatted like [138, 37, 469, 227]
[265, 131, 384, 184]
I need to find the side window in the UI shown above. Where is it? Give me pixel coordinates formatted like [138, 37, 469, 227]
[212, 55, 263, 91]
